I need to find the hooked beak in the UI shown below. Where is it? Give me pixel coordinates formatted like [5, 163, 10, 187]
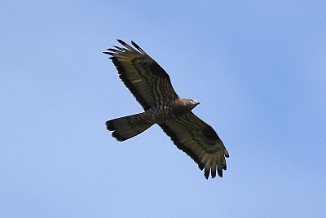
[193, 99, 200, 105]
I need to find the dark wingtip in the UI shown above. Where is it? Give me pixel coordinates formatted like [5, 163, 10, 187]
[107, 48, 118, 52]
[131, 41, 141, 50]
[211, 168, 216, 178]
[117, 39, 127, 45]
[198, 163, 205, 170]
[218, 168, 223, 177]
[103, 51, 113, 55]
[204, 169, 209, 179]
[114, 46, 124, 50]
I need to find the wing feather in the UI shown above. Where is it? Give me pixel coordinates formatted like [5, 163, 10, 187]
[104, 40, 178, 110]
[159, 112, 229, 179]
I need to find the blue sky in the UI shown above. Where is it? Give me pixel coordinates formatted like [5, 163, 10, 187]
[1, 0, 325, 217]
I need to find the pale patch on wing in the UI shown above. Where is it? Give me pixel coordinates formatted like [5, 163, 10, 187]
[132, 79, 143, 84]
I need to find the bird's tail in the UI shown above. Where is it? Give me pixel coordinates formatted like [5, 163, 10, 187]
[106, 113, 153, 141]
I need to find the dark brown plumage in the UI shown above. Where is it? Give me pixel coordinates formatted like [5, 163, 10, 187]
[104, 40, 229, 179]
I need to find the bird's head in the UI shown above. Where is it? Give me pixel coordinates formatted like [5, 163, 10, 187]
[186, 98, 200, 110]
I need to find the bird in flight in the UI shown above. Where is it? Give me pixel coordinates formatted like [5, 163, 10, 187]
[104, 40, 229, 179]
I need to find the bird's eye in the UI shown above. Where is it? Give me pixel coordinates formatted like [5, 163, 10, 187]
[189, 100, 195, 104]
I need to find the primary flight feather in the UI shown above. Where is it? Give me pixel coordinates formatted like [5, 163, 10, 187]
[104, 40, 229, 179]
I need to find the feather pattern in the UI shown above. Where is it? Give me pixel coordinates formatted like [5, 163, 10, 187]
[104, 39, 178, 110]
[159, 112, 229, 179]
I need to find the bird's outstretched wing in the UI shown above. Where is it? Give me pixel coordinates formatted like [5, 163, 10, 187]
[104, 40, 178, 110]
[160, 112, 229, 179]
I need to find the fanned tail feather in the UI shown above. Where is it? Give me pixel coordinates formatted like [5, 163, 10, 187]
[106, 113, 153, 141]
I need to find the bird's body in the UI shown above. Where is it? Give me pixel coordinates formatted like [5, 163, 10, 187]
[145, 98, 200, 123]
[104, 40, 229, 179]
[107, 97, 198, 141]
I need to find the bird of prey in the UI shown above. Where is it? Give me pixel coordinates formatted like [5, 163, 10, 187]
[104, 40, 229, 179]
